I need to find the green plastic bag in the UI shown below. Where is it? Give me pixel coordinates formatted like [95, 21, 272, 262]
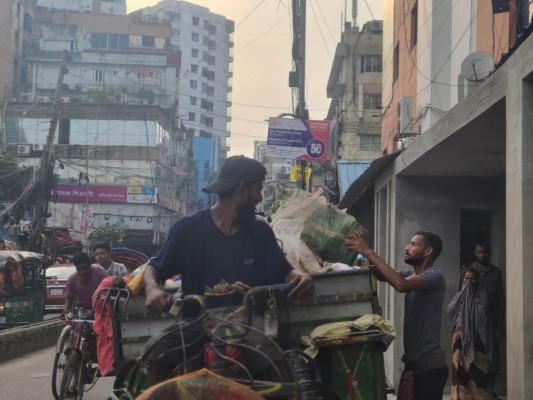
[300, 203, 367, 265]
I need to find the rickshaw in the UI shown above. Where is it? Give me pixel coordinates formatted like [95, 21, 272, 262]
[52, 269, 390, 400]
[0, 250, 46, 328]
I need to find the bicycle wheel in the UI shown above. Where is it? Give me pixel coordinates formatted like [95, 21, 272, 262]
[53, 325, 72, 399]
[52, 348, 68, 400]
[59, 351, 84, 400]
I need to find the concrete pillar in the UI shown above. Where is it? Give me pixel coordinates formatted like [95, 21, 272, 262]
[505, 76, 533, 399]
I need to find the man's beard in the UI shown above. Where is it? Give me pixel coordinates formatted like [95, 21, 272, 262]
[475, 256, 489, 266]
[237, 203, 256, 227]
[405, 253, 424, 267]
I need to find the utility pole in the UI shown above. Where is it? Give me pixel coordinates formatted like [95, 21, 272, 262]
[30, 50, 70, 252]
[291, 0, 308, 190]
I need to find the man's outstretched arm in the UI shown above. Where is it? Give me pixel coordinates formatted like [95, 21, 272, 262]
[345, 234, 424, 293]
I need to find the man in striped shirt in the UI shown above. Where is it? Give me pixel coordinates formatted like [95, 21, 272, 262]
[92, 243, 128, 278]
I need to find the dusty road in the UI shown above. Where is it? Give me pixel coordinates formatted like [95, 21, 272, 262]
[0, 346, 113, 399]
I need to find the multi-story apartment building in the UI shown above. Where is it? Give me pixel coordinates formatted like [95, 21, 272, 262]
[0, 0, 36, 102]
[0, 2, 196, 252]
[134, 0, 235, 167]
[381, 0, 531, 154]
[24, 7, 180, 111]
[36, 0, 126, 15]
[327, 20, 382, 198]
[327, 20, 383, 161]
[4, 103, 192, 253]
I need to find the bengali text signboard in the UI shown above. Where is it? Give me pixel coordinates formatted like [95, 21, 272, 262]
[54, 185, 157, 204]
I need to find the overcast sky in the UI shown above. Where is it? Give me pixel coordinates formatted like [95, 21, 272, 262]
[129, 0, 383, 156]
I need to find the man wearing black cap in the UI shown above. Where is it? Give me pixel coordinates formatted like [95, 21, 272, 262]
[141, 156, 313, 382]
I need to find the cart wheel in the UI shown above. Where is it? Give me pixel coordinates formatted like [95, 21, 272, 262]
[59, 351, 84, 400]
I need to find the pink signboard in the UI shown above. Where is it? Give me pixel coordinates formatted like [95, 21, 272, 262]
[54, 185, 128, 204]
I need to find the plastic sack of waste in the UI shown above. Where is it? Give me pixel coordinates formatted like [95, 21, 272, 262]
[270, 189, 327, 274]
[301, 202, 367, 265]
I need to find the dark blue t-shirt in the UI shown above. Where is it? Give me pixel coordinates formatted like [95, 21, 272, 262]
[150, 209, 293, 296]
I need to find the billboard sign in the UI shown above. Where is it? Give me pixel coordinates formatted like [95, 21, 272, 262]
[54, 184, 157, 204]
[266, 118, 330, 162]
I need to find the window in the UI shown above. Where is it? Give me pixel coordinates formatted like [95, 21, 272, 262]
[191, 48, 199, 58]
[201, 83, 214, 96]
[208, 25, 217, 35]
[190, 80, 198, 89]
[201, 99, 214, 111]
[411, 1, 418, 47]
[360, 55, 382, 73]
[202, 67, 215, 81]
[90, 32, 107, 49]
[109, 33, 129, 49]
[199, 129, 212, 138]
[202, 52, 216, 65]
[192, 32, 199, 42]
[363, 94, 382, 110]
[393, 44, 399, 82]
[94, 69, 104, 82]
[201, 115, 213, 127]
[188, 112, 196, 121]
[58, 119, 70, 144]
[142, 35, 155, 47]
[359, 134, 381, 152]
[191, 64, 198, 73]
[23, 13, 33, 33]
[193, 16, 200, 26]
[189, 96, 198, 106]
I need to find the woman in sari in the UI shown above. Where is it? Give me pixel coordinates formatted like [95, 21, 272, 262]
[447, 267, 491, 400]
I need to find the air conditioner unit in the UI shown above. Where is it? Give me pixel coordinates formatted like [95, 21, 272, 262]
[37, 96, 51, 102]
[32, 144, 43, 151]
[17, 145, 31, 155]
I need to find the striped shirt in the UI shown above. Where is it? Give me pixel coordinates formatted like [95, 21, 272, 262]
[92, 261, 128, 278]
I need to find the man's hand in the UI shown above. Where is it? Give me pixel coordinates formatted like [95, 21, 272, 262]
[345, 233, 373, 257]
[145, 286, 170, 314]
[286, 269, 314, 300]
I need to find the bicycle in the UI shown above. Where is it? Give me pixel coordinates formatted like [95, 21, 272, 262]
[52, 308, 99, 400]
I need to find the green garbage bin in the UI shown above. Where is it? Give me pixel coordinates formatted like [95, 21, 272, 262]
[316, 335, 387, 400]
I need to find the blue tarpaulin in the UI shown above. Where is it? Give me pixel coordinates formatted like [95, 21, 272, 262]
[337, 160, 372, 199]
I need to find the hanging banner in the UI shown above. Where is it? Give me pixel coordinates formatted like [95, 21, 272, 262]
[266, 118, 331, 162]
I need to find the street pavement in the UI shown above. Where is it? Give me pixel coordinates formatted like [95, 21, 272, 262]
[0, 346, 113, 399]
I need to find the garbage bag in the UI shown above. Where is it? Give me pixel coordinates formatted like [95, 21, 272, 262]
[270, 189, 327, 274]
[301, 202, 366, 265]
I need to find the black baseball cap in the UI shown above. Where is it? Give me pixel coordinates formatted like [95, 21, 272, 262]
[203, 155, 267, 194]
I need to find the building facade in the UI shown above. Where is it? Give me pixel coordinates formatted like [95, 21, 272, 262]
[0, 0, 36, 102]
[4, 103, 192, 253]
[24, 7, 180, 111]
[135, 0, 235, 167]
[36, 0, 126, 15]
[327, 20, 383, 162]
[380, 0, 532, 154]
